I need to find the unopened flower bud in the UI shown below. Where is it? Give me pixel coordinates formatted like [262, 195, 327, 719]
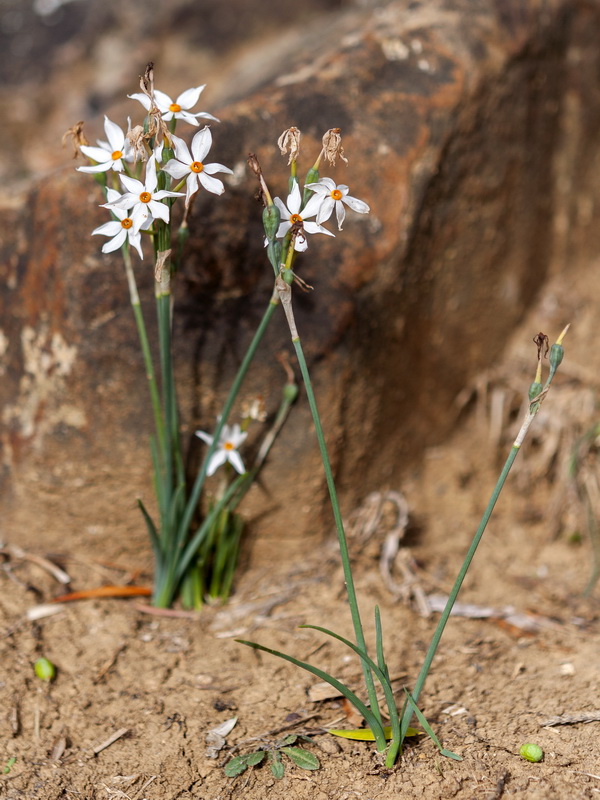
[263, 204, 281, 241]
[549, 343, 564, 371]
[282, 268, 295, 286]
[528, 381, 543, 402]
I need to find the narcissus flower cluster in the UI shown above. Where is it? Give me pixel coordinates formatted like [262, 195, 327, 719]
[75, 80, 232, 260]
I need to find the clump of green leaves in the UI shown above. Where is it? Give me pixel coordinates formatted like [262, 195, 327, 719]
[224, 734, 320, 780]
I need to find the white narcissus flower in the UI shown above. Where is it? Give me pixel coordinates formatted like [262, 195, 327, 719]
[273, 181, 334, 252]
[104, 155, 184, 232]
[162, 129, 233, 206]
[77, 116, 132, 174]
[304, 177, 370, 230]
[128, 85, 219, 126]
[196, 423, 247, 476]
[92, 188, 152, 258]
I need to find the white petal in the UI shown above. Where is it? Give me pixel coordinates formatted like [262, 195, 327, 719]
[104, 116, 125, 151]
[196, 430, 214, 446]
[79, 144, 110, 162]
[101, 229, 127, 252]
[293, 233, 308, 252]
[128, 93, 151, 109]
[335, 200, 346, 230]
[177, 85, 205, 109]
[316, 196, 335, 224]
[273, 196, 290, 219]
[342, 195, 370, 214]
[287, 181, 302, 214]
[153, 189, 185, 199]
[206, 450, 228, 476]
[226, 450, 246, 475]
[149, 200, 170, 223]
[203, 162, 233, 175]
[153, 89, 174, 112]
[128, 231, 144, 259]
[119, 174, 144, 194]
[301, 192, 325, 219]
[226, 425, 247, 447]
[92, 220, 122, 236]
[162, 160, 191, 180]
[176, 110, 200, 126]
[77, 161, 113, 174]
[304, 221, 335, 237]
[105, 188, 122, 204]
[145, 155, 158, 193]
[170, 134, 192, 164]
[276, 221, 292, 238]
[193, 111, 220, 122]
[199, 172, 225, 195]
[191, 127, 212, 162]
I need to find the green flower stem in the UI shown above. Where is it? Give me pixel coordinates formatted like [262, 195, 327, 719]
[291, 334, 383, 734]
[176, 290, 280, 552]
[398, 399, 553, 750]
[121, 246, 165, 452]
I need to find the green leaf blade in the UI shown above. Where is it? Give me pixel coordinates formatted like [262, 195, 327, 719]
[281, 746, 320, 770]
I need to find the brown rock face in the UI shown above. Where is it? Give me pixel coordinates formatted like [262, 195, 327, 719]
[1, 0, 599, 563]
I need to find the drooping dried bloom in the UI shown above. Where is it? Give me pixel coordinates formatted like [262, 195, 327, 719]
[126, 125, 149, 164]
[277, 127, 301, 165]
[321, 128, 348, 166]
[62, 121, 89, 158]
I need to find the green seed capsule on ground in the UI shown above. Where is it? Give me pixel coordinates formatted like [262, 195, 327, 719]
[34, 657, 56, 682]
[519, 743, 543, 762]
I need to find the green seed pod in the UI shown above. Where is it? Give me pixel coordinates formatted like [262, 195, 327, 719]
[519, 743, 543, 762]
[549, 343, 564, 371]
[528, 381, 543, 402]
[304, 166, 319, 186]
[282, 268, 295, 286]
[34, 657, 56, 682]
[283, 382, 299, 403]
[263, 204, 281, 241]
[267, 241, 282, 275]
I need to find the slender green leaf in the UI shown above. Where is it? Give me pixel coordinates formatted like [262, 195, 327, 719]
[236, 639, 387, 750]
[300, 624, 400, 750]
[278, 734, 297, 746]
[374, 606, 390, 682]
[137, 499, 162, 563]
[281, 747, 320, 771]
[403, 689, 462, 761]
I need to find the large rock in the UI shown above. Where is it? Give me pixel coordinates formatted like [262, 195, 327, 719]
[1, 0, 599, 564]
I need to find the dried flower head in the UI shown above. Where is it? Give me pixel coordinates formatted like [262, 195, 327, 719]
[277, 127, 301, 165]
[322, 128, 348, 166]
[62, 121, 89, 158]
[136, 62, 171, 149]
[241, 396, 267, 423]
[126, 125, 149, 164]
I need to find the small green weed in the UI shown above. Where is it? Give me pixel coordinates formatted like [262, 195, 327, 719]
[224, 734, 320, 780]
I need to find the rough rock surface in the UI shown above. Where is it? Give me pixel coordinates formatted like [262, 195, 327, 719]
[2, 0, 600, 560]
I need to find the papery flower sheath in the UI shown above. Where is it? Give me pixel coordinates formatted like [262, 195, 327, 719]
[304, 177, 370, 230]
[77, 116, 133, 173]
[162, 129, 233, 205]
[273, 181, 334, 252]
[92, 188, 151, 258]
[104, 154, 184, 231]
[128, 85, 219, 126]
[196, 423, 247, 476]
